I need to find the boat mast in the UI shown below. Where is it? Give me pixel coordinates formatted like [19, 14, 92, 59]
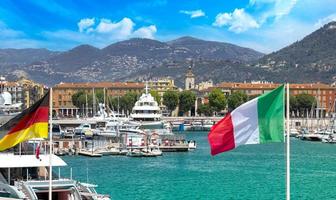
[92, 88, 96, 117]
[145, 81, 149, 94]
[103, 87, 106, 119]
[85, 93, 88, 118]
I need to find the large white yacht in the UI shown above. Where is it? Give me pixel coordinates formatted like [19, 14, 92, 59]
[130, 84, 163, 129]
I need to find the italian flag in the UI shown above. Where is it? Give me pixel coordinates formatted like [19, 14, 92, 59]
[208, 85, 284, 155]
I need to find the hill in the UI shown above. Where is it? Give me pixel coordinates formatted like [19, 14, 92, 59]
[0, 37, 263, 85]
[255, 21, 336, 83]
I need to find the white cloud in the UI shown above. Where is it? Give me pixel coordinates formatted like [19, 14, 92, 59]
[213, 9, 259, 33]
[250, 0, 298, 24]
[75, 17, 157, 41]
[96, 18, 134, 39]
[133, 25, 157, 39]
[180, 9, 205, 18]
[78, 18, 95, 33]
[41, 17, 158, 49]
[315, 13, 336, 27]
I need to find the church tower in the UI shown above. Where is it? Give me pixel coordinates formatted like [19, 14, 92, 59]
[185, 65, 195, 90]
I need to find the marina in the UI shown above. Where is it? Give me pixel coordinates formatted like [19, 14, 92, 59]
[0, 1, 336, 199]
[60, 131, 336, 200]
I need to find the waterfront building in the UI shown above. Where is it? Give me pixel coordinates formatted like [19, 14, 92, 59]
[206, 81, 336, 115]
[197, 80, 213, 90]
[0, 76, 46, 109]
[53, 82, 144, 117]
[148, 77, 177, 96]
[148, 77, 178, 115]
[16, 77, 46, 108]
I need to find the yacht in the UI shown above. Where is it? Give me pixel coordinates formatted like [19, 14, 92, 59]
[191, 121, 203, 131]
[130, 84, 163, 129]
[203, 120, 214, 131]
[97, 119, 143, 137]
[0, 92, 22, 117]
[0, 153, 110, 200]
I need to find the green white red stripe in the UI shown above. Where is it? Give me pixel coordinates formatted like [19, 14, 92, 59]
[208, 85, 285, 155]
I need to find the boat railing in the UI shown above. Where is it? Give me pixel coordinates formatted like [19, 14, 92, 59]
[24, 179, 76, 187]
[0, 182, 25, 199]
[15, 181, 38, 199]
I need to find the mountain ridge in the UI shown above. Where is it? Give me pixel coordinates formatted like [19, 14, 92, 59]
[1, 22, 335, 87]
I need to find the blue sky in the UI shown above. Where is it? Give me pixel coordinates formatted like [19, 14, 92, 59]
[0, 0, 336, 53]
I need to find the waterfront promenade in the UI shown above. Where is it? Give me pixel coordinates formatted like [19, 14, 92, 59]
[49, 117, 333, 129]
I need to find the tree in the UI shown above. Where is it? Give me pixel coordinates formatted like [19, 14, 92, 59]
[248, 94, 260, 100]
[227, 91, 248, 111]
[72, 91, 86, 108]
[107, 97, 119, 111]
[178, 91, 196, 115]
[72, 89, 105, 109]
[296, 93, 316, 113]
[163, 90, 179, 114]
[94, 89, 104, 104]
[208, 88, 226, 113]
[120, 92, 139, 114]
[289, 95, 299, 113]
[150, 90, 161, 104]
[197, 104, 213, 116]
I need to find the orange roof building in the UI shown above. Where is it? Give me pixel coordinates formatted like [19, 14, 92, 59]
[52, 82, 144, 117]
[204, 82, 336, 113]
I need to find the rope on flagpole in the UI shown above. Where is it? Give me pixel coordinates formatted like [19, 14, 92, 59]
[49, 88, 53, 200]
[286, 83, 290, 200]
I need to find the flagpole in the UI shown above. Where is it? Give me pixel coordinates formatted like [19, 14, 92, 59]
[286, 83, 290, 200]
[49, 88, 53, 200]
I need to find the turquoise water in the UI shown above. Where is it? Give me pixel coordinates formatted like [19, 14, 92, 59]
[61, 132, 336, 200]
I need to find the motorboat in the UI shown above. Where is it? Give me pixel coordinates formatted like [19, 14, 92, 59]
[94, 147, 120, 156]
[146, 144, 162, 156]
[183, 121, 192, 131]
[322, 134, 336, 143]
[74, 123, 93, 138]
[300, 133, 322, 141]
[52, 124, 65, 138]
[289, 128, 300, 137]
[0, 153, 110, 199]
[126, 149, 144, 157]
[202, 120, 214, 131]
[191, 121, 203, 131]
[171, 121, 184, 131]
[188, 140, 197, 150]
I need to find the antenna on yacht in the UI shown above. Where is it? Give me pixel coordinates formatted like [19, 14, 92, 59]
[145, 81, 149, 94]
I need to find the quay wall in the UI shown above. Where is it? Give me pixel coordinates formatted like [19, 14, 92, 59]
[51, 117, 334, 129]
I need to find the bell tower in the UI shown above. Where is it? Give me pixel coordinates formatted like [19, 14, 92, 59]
[185, 64, 195, 90]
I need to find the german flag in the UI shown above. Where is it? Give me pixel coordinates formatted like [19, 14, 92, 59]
[0, 91, 49, 151]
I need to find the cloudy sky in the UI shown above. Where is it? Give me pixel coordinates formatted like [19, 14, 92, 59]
[0, 0, 336, 53]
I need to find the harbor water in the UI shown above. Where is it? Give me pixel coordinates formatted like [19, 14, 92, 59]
[61, 131, 336, 200]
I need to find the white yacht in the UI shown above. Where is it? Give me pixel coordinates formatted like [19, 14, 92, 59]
[0, 153, 110, 200]
[98, 119, 143, 137]
[0, 92, 22, 117]
[130, 84, 163, 129]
